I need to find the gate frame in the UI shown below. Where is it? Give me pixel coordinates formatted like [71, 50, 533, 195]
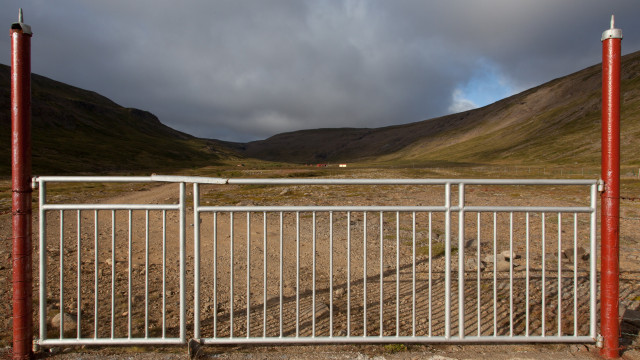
[34, 176, 188, 346]
[190, 177, 599, 344]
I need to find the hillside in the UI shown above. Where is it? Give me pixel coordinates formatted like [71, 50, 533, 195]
[0, 64, 232, 174]
[2, 49, 640, 175]
[241, 50, 640, 168]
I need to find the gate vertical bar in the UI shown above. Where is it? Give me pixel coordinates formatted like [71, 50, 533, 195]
[246, 212, 251, 338]
[444, 183, 451, 339]
[179, 182, 186, 343]
[194, 184, 201, 339]
[590, 184, 597, 340]
[38, 180, 46, 343]
[600, 15, 622, 359]
[379, 212, 383, 337]
[59, 212, 64, 337]
[10, 9, 33, 360]
[458, 184, 465, 339]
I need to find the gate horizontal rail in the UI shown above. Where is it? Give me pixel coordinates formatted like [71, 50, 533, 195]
[35, 176, 598, 347]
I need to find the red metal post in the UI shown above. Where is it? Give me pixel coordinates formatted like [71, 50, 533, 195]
[600, 15, 622, 359]
[10, 9, 33, 360]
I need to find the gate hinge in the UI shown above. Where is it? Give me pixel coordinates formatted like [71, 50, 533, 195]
[32, 177, 39, 190]
[596, 333, 604, 348]
[597, 179, 605, 193]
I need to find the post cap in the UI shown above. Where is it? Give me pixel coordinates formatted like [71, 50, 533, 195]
[601, 15, 622, 41]
[11, 8, 32, 35]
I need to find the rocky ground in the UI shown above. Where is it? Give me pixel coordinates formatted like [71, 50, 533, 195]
[1, 167, 640, 359]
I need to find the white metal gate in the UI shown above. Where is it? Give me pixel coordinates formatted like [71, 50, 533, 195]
[36, 176, 187, 346]
[35, 175, 598, 347]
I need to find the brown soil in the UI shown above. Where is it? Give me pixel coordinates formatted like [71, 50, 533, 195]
[1, 168, 640, 359]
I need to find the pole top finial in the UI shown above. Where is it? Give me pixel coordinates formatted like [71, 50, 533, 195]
[11, 8, 32, 35]
[610, 14, 614, 29]
[602, 14, 622, 41]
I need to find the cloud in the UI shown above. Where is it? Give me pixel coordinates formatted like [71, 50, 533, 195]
[449, 89, 478, 113]
[2, 1, 640, 141]
[448, 59, 515, 113]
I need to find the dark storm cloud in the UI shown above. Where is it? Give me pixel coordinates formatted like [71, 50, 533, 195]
[2, 1, 640, 141]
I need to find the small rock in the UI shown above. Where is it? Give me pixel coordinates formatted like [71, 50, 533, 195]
[334, 288, 345, 297]
[50, 312, 77, 333]
[484, 253, 507, 264]
[465, 258, 485, 271]
[500, 250, 520, 260]
[563, 246, 589, 262]
[497, 259, 511, 272]
[497, 281, 509, 290]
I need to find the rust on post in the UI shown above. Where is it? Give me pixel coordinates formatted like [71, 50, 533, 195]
[600, 14, 622, 360]
[10, 8, 33, 360]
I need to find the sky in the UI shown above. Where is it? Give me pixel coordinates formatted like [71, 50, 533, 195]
[2, 1, 640, 142]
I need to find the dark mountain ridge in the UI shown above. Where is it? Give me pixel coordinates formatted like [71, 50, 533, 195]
[0, 64, 228, 174]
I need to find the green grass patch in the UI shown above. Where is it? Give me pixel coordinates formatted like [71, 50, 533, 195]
[384, 344, 408, 353]
[285, 170, 330, 178]
[406, 241, 458, 258]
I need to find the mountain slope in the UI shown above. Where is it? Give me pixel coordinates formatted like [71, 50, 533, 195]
[3, 49, 640, 174]
[0, 64, 231, 174]
[241, 50, 640, 167]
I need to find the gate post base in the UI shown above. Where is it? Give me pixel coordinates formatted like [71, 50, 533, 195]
[600, 347, 620, 359]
